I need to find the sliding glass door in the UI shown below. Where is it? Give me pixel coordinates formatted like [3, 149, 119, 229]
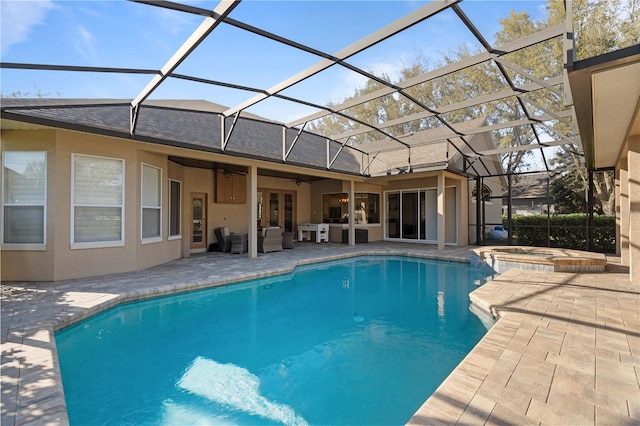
[385, 188, 456, 243]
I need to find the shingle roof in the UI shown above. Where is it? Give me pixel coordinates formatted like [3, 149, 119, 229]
[504, 173, 550, 198]
[1, 98, 362, 174]
[364, 118, 487, 175]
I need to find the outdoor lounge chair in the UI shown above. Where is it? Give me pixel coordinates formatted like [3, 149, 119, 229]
[258, 227, 283, 253]
[214, 227, 233, 252]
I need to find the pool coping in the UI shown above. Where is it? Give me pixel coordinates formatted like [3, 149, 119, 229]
[2, 243, 637, 425]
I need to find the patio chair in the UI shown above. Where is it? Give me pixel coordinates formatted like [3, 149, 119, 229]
[214, 227, 233, 252]
[258, 227, 283, 253]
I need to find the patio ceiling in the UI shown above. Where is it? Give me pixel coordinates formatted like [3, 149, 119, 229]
[569, 46, 640, 170]
[1, 0, 584, 178]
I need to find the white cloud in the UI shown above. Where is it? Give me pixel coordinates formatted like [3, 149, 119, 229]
[153, 7, 199, 36]
[0, 0, 55, 56]
[73, 25, 97, 59]
[327, 58, 407, 104]
[328, 69, 368, 104]
[369, 61, 405, 83]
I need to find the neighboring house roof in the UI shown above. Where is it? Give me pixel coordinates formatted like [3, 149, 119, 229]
[0, 98, 361, 175]
[504, 173, 550, 199]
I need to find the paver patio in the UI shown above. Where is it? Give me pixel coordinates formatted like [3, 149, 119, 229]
[1, 242, 638, 425]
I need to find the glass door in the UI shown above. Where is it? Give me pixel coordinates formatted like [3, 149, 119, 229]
[190, 192, 207, 252]
[402, 191, 418, 239]
[387, 192, 400, 238]
[284, 193, 294, 232]
[259, 189, 296, 231]
[268, 192, 280, 227]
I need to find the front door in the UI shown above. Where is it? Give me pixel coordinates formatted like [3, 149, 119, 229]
[190, 193, 207, 252]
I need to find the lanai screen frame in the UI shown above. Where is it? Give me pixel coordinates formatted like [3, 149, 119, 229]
[2, 0, 595, 247]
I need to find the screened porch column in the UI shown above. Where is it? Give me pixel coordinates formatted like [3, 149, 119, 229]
[247, 165, 258, 258]
[628, 135, 640, 279]
[348, 179, 355, 246]
[437, 171, 445, 250]
[618, 165, 629, 263]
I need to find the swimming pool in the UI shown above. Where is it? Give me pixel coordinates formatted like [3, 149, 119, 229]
[56, 256, 493, 425]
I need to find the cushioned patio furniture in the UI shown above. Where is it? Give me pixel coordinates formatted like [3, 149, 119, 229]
[258, 227, 283, 253]
[214, 227, 232, 252]
[282, 231, 294, 249]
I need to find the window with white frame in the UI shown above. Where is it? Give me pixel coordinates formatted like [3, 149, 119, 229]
[2, 151, 46, 247]
[168, 179, 181, 239]
[141, 163, 161, 242]
[72, 154, 124, 248]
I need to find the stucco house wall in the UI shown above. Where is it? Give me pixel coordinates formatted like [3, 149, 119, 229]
[0, 127, 319, 281]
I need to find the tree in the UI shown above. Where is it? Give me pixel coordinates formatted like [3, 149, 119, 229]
[550, 145, 615, 215]
[0, 86, 58, 98]
[545, 0, 637, 215]
[309, 7, 563, 175]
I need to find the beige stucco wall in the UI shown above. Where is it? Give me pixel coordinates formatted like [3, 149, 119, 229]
[0, 130, 194, 281]
[1, 130, 57, 281]
[2, 126, 477, 281]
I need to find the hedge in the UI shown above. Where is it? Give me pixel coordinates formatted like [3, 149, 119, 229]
[502, 214, 615, 253]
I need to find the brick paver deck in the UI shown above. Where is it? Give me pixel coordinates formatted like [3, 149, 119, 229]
[1, 242, 637, 425]
[410, 263, 639, 425]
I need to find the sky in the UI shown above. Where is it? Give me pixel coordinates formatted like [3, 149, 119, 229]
[0, 0, 549, 123]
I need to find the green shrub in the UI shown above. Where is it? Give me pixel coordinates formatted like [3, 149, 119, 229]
[502, 214, 615, 253]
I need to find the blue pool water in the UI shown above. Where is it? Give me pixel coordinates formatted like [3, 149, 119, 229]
[56, 256, 494, 425]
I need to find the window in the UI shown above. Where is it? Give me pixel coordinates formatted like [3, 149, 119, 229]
[141, 164, 161, 242]
[72, 154, 124, 248]
[472, 184, 493, 204]
[2, 151, 46, 248]
[322, 192, 380, 224]
[168, 179, 181, 239]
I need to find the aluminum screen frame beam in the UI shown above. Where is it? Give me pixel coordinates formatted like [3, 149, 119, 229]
[287, 24, 565, 128]
[129, 0, 240, 134]
[223, 0, 459, 117]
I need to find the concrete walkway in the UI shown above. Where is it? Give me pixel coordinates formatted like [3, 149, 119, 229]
[1, 242, 637, 425]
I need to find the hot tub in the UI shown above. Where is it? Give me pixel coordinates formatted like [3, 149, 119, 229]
[471, 246, 607, 274]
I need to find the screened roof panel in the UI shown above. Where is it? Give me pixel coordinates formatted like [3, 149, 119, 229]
[455, 1, 552, 45]
[0, 1, 199, 69]
[0, 68, 153, 99]
[424, 61, 510, 110]
[499, 38, 564, 80]
[230, 1, 430, 54]
[277, 65, 380, 109]
[244, 96, 319, 125]
[0, 0, 584, 179]
[172, 23, 322, 91]
[150, 77, 257, 110]
[343, 7, 485, 79]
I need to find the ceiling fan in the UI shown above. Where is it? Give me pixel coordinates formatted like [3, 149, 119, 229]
[285, 177, 310, 186]
[220, 167, 246, 178]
